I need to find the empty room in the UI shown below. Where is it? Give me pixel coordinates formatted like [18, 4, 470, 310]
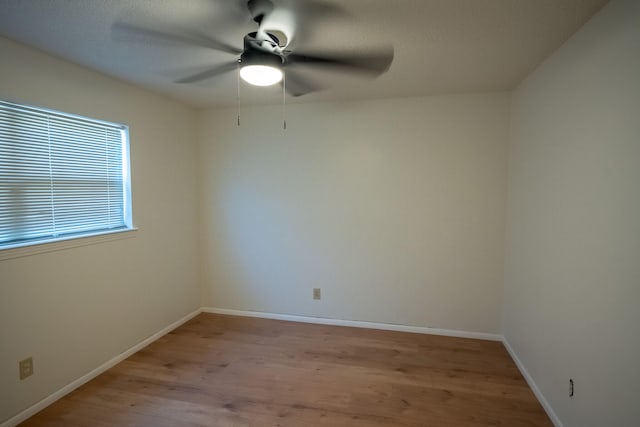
[1, 0, 638, 426]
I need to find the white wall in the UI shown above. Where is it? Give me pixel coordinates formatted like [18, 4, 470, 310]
[503, 0, 640, 426]
[198, 93, 510, 334]
[0, 37, 201, 423]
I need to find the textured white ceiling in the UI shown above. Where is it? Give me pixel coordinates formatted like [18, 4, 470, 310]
[0, 0, 608, 108]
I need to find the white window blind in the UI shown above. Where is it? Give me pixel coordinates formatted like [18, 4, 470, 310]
[0, 100, 132, 249]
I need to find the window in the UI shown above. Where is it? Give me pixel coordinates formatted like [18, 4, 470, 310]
[0, 100, 132, 250]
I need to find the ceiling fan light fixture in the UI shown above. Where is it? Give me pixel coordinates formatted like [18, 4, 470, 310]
[240, 64, 283, 86]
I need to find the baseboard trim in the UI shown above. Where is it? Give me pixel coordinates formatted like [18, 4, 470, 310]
[502, 337, 563, 427]
[0, 309, 201, 427]
[202, 307, 503, 341]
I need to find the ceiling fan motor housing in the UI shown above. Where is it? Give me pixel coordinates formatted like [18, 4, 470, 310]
[240, 48, 284, 71]
[240, 33, 284, 68]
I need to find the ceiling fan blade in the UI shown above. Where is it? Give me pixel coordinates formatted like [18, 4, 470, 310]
[292, 0, 350, 21]
[261, 0, 351, 47]
[285, 47, 394, 76]
[112, 22, 243, 55]
[282, 69, 325, 97]
[247, 0, 275, 25]
[175, 61, 238, 84]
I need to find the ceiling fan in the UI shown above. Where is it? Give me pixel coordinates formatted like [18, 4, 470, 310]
[113, 0, 394, 97]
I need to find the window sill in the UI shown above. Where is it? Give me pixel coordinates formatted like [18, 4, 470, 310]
[0, 228, 138, 261]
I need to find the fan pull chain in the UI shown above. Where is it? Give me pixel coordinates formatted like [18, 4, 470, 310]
[282, 71, 287, 130]
[236, 61, 241, 127]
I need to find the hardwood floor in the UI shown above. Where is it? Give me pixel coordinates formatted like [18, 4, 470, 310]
[21, 313, 552, 426]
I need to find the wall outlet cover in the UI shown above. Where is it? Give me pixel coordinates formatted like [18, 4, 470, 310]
[19, 357, 34, 380]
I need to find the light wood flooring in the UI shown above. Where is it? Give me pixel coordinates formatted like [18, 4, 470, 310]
[20, 313, 552, 426]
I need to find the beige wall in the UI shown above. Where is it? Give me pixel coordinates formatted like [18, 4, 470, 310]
[503, 0, 640, 426]
[0, 37, 201, 423]
[198, 94, 510, 334]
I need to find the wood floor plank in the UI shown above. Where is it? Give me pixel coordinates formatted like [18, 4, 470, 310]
[19, 313, 552, 426]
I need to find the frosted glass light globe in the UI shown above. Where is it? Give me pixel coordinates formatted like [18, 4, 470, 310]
[240, 65, 283, 86]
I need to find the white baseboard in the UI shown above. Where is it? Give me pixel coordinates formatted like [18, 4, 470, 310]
[502, 337, 563, 427]
[202, 307, 503, 341]
[0, 309, 201, 427]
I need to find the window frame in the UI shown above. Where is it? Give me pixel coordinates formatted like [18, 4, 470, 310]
[0, 99, 136, 258]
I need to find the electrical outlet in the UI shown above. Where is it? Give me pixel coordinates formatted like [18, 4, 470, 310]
[313, 288, 321, 300]
[19, 357, 33, 380]
[569, 378, 574, 398]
